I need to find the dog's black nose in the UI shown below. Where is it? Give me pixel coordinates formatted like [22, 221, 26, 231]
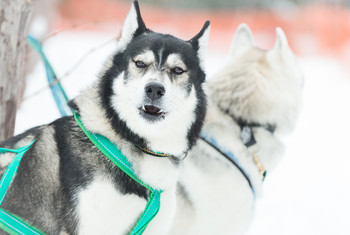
[145, 82, 165, 101]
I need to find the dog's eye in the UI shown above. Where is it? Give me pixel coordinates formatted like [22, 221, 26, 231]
[173, 67, 184, 75]
[135, 60, 147, 68]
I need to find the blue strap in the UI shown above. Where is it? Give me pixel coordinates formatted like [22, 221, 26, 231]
[27, 35, 72, 117]
[200, 134, 256, 198]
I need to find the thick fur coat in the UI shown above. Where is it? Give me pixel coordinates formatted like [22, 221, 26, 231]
[171, 24, 303, 234]
[0, 2, 210, 234]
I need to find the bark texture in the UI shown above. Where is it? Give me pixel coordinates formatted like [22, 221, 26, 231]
[0, 0, 33, 141]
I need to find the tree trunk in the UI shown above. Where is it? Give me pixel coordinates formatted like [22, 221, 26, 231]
[0, 0, 33, 141]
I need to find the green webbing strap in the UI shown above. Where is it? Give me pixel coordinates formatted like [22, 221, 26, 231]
[74, 113, 162, 235]
[0, 141, 46, 235]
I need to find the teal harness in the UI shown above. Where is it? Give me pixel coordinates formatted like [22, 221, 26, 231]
[0, 140, 45, 235]
[74, 112, 162, 234]
[0, 113, 162, 234]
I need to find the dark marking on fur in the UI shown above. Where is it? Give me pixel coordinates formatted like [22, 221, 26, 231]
[53, 116, 149, 233]
[222, 108, 277, 135]
[99, 52, 148, 148]
[99, 30, 207, 154]
[1, 127, 62, 234]
[186, 69, 207, 152]
[132, 1, 147, 38]
[0, 126, 41, 148]
[188, 20, 210, 54]
[67, 99, 80, 113]
[177, 183, 193, 208]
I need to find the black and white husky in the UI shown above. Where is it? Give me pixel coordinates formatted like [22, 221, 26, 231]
[0, 1, 210, 234]
[171, 24, 303, 234]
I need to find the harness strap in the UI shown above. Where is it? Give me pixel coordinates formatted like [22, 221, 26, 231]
[200, 134, 257, 198]
[0, 141, 35, 205]
[135, 145, 174, 158]
[0, 209, 43, 235]
[27, 35, 72, 117]
[74, 113, 162, 235]
[0, 141, 46, 235]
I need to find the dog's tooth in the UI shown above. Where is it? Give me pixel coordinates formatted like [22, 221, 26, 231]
[142, 106, 146, 111]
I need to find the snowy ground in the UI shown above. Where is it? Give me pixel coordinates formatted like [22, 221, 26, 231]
[15, 32, 350, 234]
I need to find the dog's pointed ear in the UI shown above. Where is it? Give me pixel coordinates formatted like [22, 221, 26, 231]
[273, 27, 290, 52]
[188, 21, 211, 70]
[117, 1, 147, 51]
[270, 27, 294, 61]
[230, 23, 255, 58]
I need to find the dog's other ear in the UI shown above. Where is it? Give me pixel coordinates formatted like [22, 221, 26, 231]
[273, 27, 289, 52]
[230, 23, 255, 58]
[189, 20, 211, 70]
[117, 1, 147, 51]
[270, 27, 294, 61]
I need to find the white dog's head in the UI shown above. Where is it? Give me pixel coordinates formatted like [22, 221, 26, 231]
[208, 24, 303, 135]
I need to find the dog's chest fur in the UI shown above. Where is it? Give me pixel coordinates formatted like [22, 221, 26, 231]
[76, 176, 147, 234]
[55, 117, 180, 235]
[0, 116, 180, 235]
[76, 176, 177, 235]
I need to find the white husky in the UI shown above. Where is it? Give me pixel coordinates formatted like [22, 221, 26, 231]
[171, 24, 303, 234]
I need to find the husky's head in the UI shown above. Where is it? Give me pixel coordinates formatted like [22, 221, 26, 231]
[97, 1, 210, 156]
[208, 24, 303, 135]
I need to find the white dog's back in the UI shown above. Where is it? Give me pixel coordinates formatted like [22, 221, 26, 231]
[171, 24, 303, 234]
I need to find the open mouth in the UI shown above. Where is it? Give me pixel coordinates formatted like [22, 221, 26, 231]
[139, 105, 166, 120]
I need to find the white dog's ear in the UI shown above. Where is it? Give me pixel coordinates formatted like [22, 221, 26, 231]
[189, 20, 211, 70]
[230, 23, 255, 58]
[117, 1, 147, 51]
[269, 27, 294, 60]
[272, 27, 290, 51]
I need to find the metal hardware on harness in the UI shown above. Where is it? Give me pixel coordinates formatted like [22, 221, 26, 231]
[74, 113, 162, 235]
[237, 122, 268, 181]
[240, 125, 256, 147]
[253, 153, 267, 181]
[0, 141, 47, 235]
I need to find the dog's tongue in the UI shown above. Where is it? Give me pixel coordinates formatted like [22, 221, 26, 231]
[145, 105, 160, 114]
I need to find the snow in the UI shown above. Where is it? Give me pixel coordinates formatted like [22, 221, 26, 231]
[15, 32, 350, 234]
